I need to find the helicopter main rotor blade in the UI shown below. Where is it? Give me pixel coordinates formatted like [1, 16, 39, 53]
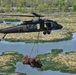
[0, 14, 35, 17]
[0, 12, 44, 18]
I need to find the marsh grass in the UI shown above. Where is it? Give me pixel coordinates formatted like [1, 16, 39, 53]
[0, 51, 25, 75]
[37, 49, 76, 73]
[0, 51, 23, 74]
[0, 31, 71, 43]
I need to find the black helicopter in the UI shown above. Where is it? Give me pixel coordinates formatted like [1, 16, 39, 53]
[0, 12, 63, 39]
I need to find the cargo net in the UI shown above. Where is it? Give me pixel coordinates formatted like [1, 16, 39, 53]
[22, 32, 43, 68]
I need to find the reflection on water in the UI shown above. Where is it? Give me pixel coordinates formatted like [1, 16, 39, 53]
[0, 33, 76, 75]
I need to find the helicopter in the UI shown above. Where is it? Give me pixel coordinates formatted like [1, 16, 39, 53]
[0, 12, 63, 39]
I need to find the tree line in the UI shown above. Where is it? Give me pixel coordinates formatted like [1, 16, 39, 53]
[0, 0, 76, 13]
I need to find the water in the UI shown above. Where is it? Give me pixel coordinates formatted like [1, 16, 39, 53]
[0, 33, 76, 75]
[16, 62, 76, 75]
[0, 21, 22, 25]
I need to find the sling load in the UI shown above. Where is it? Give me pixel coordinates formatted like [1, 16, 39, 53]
[22, 32, 43, 68]
[22, 55, 42, 68]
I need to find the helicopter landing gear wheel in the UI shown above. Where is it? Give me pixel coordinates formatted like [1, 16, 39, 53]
[43, 31, 46, 35]
[47, 31, 51, 34]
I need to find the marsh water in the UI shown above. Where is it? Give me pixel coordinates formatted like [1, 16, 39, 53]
[0, 33, 76, 75]
[0, 20, 22, 25]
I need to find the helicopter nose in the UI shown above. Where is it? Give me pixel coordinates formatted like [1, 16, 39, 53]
[59, 25, 63, 29]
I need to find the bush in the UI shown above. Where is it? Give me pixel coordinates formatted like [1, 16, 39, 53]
[51, 49, 63, 55]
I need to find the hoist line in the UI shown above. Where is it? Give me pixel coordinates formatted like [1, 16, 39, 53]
[29, 31, 40, 57]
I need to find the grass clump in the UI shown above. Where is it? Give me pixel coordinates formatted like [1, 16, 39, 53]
[0, 51, 25, 74]
[37, 49, 76, 74]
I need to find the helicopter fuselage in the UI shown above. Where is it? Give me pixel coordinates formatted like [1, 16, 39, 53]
[0, 20, 63, 34]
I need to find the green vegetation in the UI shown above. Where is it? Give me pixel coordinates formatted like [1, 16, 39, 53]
[0, 0, 76, 13]
[37, 49, 76, 74]
[0, 51, 26, 75]
[51, 49, 63, 56]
